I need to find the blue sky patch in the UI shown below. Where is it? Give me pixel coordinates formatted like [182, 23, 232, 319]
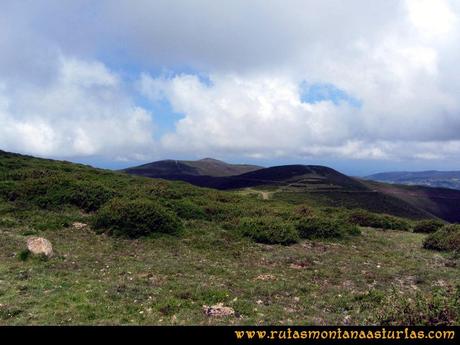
[300, 82, 362, 108]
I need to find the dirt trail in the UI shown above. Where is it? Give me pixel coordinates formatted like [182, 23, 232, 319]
[240, 188, 276, 200]
[259, 191, 270, 200]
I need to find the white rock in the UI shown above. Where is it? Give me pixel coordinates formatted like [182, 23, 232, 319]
[27, 237, 53, 257]
[203, 303, 235, 317]
[72, 222, 88, 230]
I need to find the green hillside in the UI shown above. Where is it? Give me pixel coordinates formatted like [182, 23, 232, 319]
[0, 150, 459, 325]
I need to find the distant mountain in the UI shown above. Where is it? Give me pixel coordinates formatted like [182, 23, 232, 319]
[365, 171, 460, 190]
[124, 160, 460, 222]
[125, 163, 367, 190]
[361, 179, 460, 223]
[123, 158, 263, 178]
[125, 162, 438, 220]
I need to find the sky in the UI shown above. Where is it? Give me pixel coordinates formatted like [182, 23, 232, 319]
[1, 0, 460, 176]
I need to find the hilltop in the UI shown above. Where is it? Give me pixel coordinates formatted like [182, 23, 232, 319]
[0, 150, 458, 325]
[365, 170, 460, 190]
[123, 158, 262, 178]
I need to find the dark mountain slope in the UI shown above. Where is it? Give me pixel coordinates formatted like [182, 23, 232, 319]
[124, 163, 369, 191]
[123, 158, 262, 178]
[362, 179, 460, 223]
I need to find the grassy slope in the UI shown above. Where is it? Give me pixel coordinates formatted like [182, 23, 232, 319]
[1, 224, 458, 325]
[0, 150, 458, 325]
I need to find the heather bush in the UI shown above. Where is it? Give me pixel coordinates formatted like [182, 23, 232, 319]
[238, 216, 299, 245]
[296, 216, 360, 239]
[413, 219, 445, 233]
[93, 198, 183, 238]
[348, 209, 410, 231]
[423, 224, 460, 252]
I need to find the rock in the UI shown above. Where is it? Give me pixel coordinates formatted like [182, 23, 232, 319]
[72, 222, 88, 230]
[255, 274, 275, 281]
[26, 237, 53, 257]
[203, 303, 235, 317]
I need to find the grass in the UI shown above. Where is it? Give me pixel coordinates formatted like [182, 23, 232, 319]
[1, 223, 458, 325]
[0, 150, 459, 325]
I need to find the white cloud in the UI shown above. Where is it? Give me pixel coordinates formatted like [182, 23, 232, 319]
[140, 74, 359, 154]
[1, 0, 460, 165]
[406, 0, 457, 38]
[0, 57, 155, 159]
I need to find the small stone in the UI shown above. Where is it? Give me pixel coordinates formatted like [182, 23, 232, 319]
[26, 237, 53, 257]
[255, 274, 276, 281]
[203, 303, 235, 317]
[72, 222, 88, 230]
[343, 315, 352, 325]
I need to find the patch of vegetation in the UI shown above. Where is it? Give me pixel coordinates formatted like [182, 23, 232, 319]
[376, 286, 460, 325]
[17, 250, 30, 262]
[296, 216, 360, 239]
[273, 190, 429, 220]
[423, 225, 460, 252]
[413, 219, 445, 234]
[167, 199, 206, 220]
[93, 198, 183, 238]
[1, 177, 115, 212]
[347, 209, 410, 231]
[238, 216, 299, 245]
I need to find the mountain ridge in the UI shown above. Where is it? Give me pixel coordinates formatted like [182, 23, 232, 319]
[124, 158, 460, 222]
[365, 170, 460, 190]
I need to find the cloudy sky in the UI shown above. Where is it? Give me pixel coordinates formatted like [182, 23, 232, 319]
[1, 0, 460, 175]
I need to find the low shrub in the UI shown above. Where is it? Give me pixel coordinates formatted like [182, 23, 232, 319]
[18, 250, 30, 262]
[93, 198, 183, 238]
[296, 216, 360, 239]
[65, 181, 115, 212]
[376, 286, 460, 325]
[423, 224, 460, 252]
[413, 219, 445, 234]
[347, 209, 410, 231]
[293, 205, 315, 218]
[238, 216, 299, 245]
[168, 199, 206, 220]
[202, 202, 243, 222]
[3, 177, 115, 212]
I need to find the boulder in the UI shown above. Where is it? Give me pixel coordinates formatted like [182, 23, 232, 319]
[27, 237, 53, 257]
